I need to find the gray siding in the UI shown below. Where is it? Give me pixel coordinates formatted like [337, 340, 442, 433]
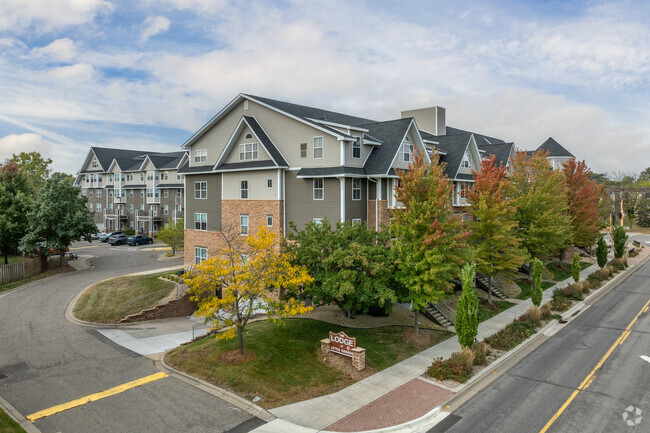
[285, 171, 340, 231]
[345, 178, 367, 222]
[185, 173, 222, 232]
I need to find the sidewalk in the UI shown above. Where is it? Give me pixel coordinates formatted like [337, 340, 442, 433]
[255, 251, 649, 432]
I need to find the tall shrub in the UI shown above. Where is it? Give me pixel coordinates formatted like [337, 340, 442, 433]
[571, 253, 581, 283]
[456, 262, 478, 348]
[531, 258, 544, 307]
[612, 226, 628, 259]
[596, 235, 608, 268]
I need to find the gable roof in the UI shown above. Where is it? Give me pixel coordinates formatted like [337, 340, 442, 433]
[434, 132, 473, 178]
[361, 118, 414, 175]
[478, 142, 515, 167]
[446, 126, 506, 145]
[81, 147, 188, 174]
[537, 137, 574, 158]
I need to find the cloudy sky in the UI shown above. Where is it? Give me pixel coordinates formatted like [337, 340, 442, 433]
[0, 0, 648, 176]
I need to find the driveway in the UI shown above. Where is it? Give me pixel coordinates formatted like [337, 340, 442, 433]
[0, 242, 262, 433]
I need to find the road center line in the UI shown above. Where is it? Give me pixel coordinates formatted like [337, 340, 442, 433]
[70, 245, 100, 250]
[26, 372, 167, 422]
[539, 298, 650, 433]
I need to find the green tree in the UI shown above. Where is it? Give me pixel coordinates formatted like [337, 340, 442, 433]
[21, 174, 98, 267]
[571, 252, 581, 283]
[636, 194, 650, 227]
[596, 235, 608, 268]
[286, 219, 401, 319]
[392, 151, 470, 334]
[612, 226, 628, 259]
[0, 161, 33, 264]
[638, 167, 650, 184]
[467, 156, 526, 304]
[156, 218, 184, 255]
[456, 262, 478, 348]
[531, 258, 544, 307]
[510, 151, 571, 273]
[12, 151, 52, 191]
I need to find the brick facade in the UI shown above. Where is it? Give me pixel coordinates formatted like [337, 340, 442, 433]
[367, 200, 391, 230]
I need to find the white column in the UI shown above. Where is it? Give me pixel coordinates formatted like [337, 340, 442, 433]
[340, 140, 346, 166]
[340, 177, 345, 223]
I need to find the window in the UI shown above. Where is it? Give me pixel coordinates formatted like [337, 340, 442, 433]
[245, 133, 252, 139]
[352, 178, 361, 200]
[313, 218, 324, 226]
[89, 203, 93, 210]
[195, 247, 208, 265]
[194, 181, 207, 199]
[267, 178, 272, 188]
[194, 213, 207, 231]
[164, 205, 169, 215]
[353, 137, 361, 159]
[140, 190, 144, 198]
[461, 151, 471, 168]
[140, 204, 145, 211]
[109, 190, 113, 198]
[240, 215, 249, 235]
[402, 139, 414, 162]
[140, 173, 144, 181]
[462, 213, 469, 223]
[459, 182, 469, 198]
[313, 178, 324, 200]
[129, 221, 134, 230]
[96, 189, 102, 198]
[300, 143, 307, 158]
[154, 172, 159, 181]
[96, 203, 101, 212]
[109, 174, 114, 182]
[129, 190, 134, 198]
[163, 189, 169, 198]
[89, 190, 93, 198]
[177, 173, 181, 180]
[244, 100, 249, 110]
[129, 204, 134, 214]
[239, 142, 259, 161]
[164, 171, 169, 180]
[127, 174, 133, 181]
[194, 149, 207, 163]
[237, 180, 248, 199]
[91, 158, 98, 168]
[313, 137, 323, 159]
[267, 215, 273, 227]
[81, 189, 87, 196]
[352, 218, 361, 226]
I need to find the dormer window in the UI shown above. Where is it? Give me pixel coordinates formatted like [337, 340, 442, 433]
[461, 151, 471, 168]
[353, 137, 361, 159]
[91, 158, 98, 168]
[239, 142, 259, 161]
[401, 137, 414, 162]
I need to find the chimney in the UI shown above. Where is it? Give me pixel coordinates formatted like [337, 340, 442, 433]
[401, 106, 446, 136]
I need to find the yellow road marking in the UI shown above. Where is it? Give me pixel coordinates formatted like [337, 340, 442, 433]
[26, 372, 167, 422]
[540, 298, 650, 433]
[70, 245, 99, 250]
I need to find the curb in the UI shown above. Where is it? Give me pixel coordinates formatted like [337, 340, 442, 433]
[322, 406, 446, 433]
[0, 395, 41, 433]
[0, 263, 80, 302]
[157, 352, 276, 423]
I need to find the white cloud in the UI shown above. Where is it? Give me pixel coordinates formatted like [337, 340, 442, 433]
[0, 133, 53, 160]
[30, 38, 78, 62]
[47, 63, 95, 82]
[140, 16, 171, 43]
[0, 0, 114, 34]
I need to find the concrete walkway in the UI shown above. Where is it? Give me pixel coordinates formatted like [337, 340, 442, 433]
[256, 250, 650, 432]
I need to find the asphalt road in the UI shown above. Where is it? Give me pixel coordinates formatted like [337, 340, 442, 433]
[437, 258, 650, 433]
[0, 242, 261, 433]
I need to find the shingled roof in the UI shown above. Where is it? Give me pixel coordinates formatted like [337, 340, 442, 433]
[361, 118, 414, 175]
[478, 142, 515, 167]
[537, 137, 574, 158]
[434, 133, 473, 179]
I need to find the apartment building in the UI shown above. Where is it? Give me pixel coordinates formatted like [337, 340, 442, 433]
[179, 94, 517, 269]
[74, 148, 188, 233]
[527, 137, 575, 170]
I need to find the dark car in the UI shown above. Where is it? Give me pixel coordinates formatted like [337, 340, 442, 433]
[127, 235, 153, 246]
[108, 233, 128, 246]
[100, 231, 123, 242]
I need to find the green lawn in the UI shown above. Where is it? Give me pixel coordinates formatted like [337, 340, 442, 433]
[166, 319, 452, 408]
[73, 273, 174, 323]
[546, 261, 592, 281]
[0, 408, 24, 433]
[478, 300, 516, 322]
[0, 260, 73, 294]
[1, 256, 28, 265]
[516, 279, 554, 300]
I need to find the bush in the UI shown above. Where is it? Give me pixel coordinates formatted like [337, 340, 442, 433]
[586, 272, 603, 290]
[571, 253, 581, 283]
[596, 235, 608, 268]
[457, 347, 475, 369]
[551, 289, 573, 311]
[612, 226, 628, 259]
[472, 341, 487, 366]
[485, 319, 537, 351]
[598, 268, 611, 280]
[541, 302, 552, 320]
[608, 258, 627, 271]
[123, 229, 136, 236]
[561, 285, 583, 301]
[427, 353, 473, 383]
[525, 305, 541, 324]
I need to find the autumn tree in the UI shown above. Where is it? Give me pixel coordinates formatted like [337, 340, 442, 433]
[392, 150, 470, 334]
[0, 161, 33, 264]
[286, 220, 401, 319]
[510, 151, 571, 272]
[20, 173, 97, 267]
[563, 159, 603, 250]
[456, 262, 478, 348]
[185, 227, 313, 355]
[156, 217, 184, 255]
[467, 156, 526, 303]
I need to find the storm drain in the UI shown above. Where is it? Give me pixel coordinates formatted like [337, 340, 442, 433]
[0, 372, 8, 379]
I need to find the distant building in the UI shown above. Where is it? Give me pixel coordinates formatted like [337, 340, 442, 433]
[527, 137, 575, 170]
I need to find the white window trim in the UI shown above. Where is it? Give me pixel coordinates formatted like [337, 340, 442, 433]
[267, 215, 273, 227]
[402, 141, 414, 162]
[194, 213, 207, 231]
[194, 181, 207, 199]
[240, 180, 249, 199]
[239, 142, 259, 161]
[352, 218, 361, 226]
[240, 214, 249, 236]
[352, 137, 361, 159]
[195, 247, 208, 265]
[267, 178, 273, 188]
[313, 218, 324, 226]
[352, 178, 361, 201]
[313, 178, 324, 200]
[313, 136, 324, 159]
[194, 149, 207, 164]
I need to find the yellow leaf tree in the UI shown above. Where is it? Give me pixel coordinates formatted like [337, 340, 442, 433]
[185, 226, 313, 355]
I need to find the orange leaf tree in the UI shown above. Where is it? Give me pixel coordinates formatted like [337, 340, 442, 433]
[392, 150, 470, 334]
[467, 156, 526, 303]
[563, 159, 603, 248]
[184, 226, 313, 355]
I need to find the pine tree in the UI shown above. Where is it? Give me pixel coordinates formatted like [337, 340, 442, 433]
[531, 258, 544, 307]
[571, 252, 581, 283]
[392, 150, 471, 334]
[511, 151, 572, 273]
[467, 156, 526, 303]
[612, 226, 628, 259]
[596, 235, 608, 268]
[456, 262, 478, 348]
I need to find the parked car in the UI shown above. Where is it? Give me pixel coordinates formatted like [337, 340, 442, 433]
[90, 231, 103, 240]
[127, 235, 153, 246]
[48, 246, 70, 255]
[100, 231, 123, 242]
[108, 233, 129, 246]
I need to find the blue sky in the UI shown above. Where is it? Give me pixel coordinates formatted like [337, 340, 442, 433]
[0, 0, 648, 176]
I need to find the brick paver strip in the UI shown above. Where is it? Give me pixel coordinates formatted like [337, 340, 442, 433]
[325, 378, 453, 432]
